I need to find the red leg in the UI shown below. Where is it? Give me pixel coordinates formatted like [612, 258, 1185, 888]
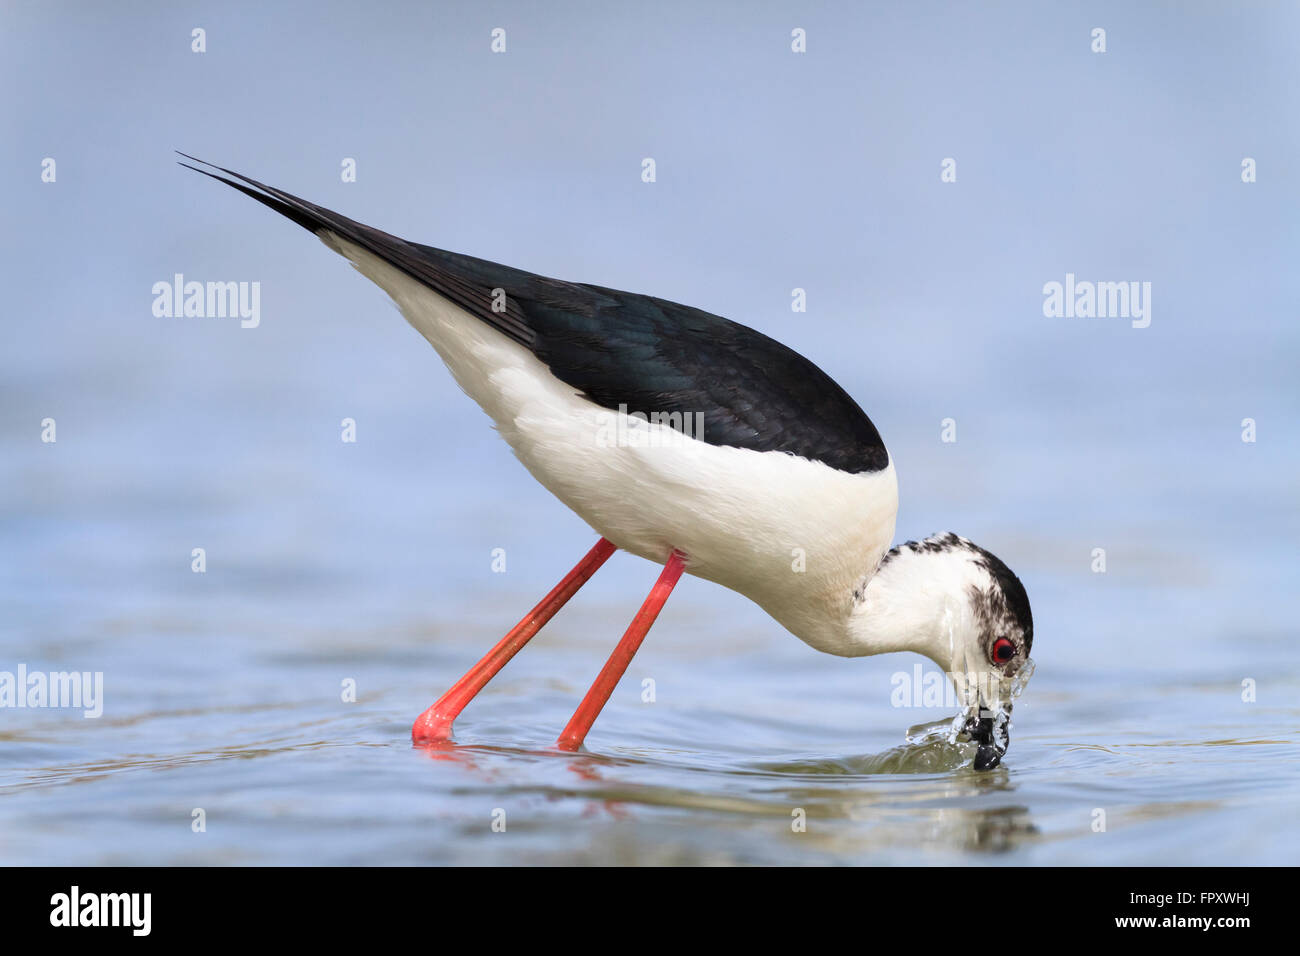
[556, 550, 687, 752]
[412, 537, 617, 743]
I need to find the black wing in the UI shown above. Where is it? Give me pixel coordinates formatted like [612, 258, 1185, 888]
[182, 155, 889, 474]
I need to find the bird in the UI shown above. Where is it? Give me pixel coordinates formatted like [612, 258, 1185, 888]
[183, 154, 1034, 771]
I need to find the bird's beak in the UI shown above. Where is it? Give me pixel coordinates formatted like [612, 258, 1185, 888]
[960, 657, 1034, 770]
[967, 702, 1010, 771]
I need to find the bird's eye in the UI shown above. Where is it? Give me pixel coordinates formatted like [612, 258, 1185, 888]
[992, 638, 1016, 663]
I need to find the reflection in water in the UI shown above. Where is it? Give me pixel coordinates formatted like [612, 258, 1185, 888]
[411, 734, 1039, 857]
[1, 679, 1293, 863]
[886, 804, 1038, 855]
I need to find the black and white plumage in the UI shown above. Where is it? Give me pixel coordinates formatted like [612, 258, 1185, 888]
[185, 156, 1034, 769]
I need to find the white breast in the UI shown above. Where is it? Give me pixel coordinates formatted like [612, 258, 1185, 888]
[328, 234, 899, 654]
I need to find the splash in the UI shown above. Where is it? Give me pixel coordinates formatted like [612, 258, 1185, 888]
[963, 657, 1035, 770]
[906, 657, 1036, 771]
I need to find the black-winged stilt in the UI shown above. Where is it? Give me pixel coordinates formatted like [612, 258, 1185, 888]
[184, 155, 1034, 770]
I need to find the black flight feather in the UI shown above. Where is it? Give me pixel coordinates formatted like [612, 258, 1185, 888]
[181, 154, 890, 474]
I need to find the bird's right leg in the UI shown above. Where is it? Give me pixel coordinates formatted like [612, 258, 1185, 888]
[555, 549, 687, 751]
[411, 537, 617, 744]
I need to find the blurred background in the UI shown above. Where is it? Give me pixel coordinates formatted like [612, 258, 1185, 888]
[1, 1, 1296, 864]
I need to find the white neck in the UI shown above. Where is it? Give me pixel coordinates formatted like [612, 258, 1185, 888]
[844, 544, 986, 672]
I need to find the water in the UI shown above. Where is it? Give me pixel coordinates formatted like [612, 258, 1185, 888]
[2, 223, 1298, 869]
[2, 388, 1296, 864]
[2, 1, 1298, 866]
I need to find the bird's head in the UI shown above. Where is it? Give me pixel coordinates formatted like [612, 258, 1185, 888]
[852, 532, 1034, 770]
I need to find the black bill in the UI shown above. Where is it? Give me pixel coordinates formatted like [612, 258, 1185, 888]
[964, 705, 1011, 771]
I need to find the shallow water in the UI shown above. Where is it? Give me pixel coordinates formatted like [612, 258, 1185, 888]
[3, 245, 1298, 868]
[2, 433, 1297, 865]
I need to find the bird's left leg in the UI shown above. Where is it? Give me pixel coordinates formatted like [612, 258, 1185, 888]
[412, 537, 617, 744]
[555, 550, 687, 751]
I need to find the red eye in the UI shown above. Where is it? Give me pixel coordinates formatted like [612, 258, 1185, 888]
[992, 638, 1016, 663]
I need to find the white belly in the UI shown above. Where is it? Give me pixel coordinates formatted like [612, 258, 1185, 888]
[329, 235, 899, 654]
